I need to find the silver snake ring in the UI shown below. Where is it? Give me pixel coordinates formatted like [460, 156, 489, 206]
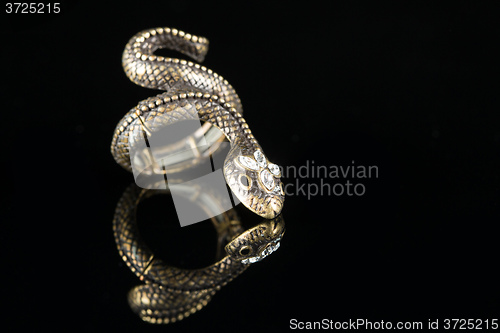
[111, 27, 285, 218]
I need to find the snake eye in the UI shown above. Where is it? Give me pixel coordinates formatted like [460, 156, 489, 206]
[239, 174, 251, 189]
[239, 246, 252, 256]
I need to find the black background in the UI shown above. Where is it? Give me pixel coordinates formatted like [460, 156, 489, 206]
[2, 1, 499, 331]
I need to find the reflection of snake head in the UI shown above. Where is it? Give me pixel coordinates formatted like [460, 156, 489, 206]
[224, 142, 285, 219]
[225, 215, 285, 264]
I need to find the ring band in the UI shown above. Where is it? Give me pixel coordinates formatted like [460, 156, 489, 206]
[111, 27, 285, 218]
[113, 182, 285, 323]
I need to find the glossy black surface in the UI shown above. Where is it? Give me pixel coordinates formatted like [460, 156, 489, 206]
[2, 2, 499, 331]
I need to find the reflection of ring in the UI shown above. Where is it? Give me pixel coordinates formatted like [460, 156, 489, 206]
[113, 182, 285, 323]
[111, 27, 284, 218]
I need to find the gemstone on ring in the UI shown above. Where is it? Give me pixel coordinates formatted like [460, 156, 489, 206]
[254, 150, 267, 168]
[268, 163, 281, 177]
[238, 155, 260, 170]
[260, 169, 275, 190]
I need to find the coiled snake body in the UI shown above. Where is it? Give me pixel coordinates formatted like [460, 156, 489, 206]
[111, 27, 284, 218]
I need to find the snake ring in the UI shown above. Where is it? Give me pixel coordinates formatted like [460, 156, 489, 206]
[111, 27, 285, 219]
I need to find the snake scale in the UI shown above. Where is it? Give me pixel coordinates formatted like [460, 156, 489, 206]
[111, 27, 285, 218]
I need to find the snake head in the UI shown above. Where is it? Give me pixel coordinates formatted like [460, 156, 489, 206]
[223, 143, 285, 218]
[225, 215, 285, 264]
